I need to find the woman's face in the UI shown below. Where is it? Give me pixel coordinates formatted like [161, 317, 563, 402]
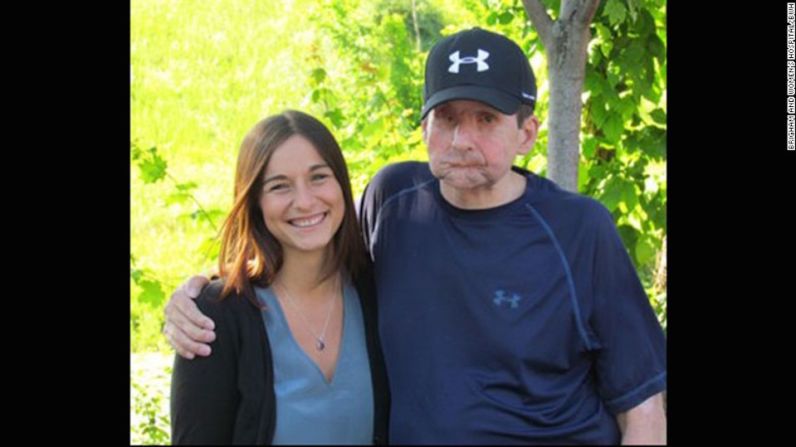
[259, 135, 344, 257]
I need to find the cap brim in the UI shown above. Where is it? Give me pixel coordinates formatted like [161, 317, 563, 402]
[421, 86, 522, 119]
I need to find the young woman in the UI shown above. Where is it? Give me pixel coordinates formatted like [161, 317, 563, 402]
[170, 110, 388, 444]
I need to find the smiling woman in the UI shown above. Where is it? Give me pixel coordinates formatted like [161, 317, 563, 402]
[260, 135, 345, 260]
[170, 110, 389, 444]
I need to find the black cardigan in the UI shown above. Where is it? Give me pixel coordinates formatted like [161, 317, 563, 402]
[170, 270, 389, 445]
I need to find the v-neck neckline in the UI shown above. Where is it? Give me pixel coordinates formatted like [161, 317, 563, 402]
[265, 285, 348, 385]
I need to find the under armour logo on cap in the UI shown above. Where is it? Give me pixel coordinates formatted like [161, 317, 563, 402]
[448, 49, 490, 73]
[422, 28, 537, 118]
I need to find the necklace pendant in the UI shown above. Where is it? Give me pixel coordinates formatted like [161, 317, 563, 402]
[316, 339, 326, 351]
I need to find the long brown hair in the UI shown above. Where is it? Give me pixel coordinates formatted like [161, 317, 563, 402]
[218, 110, 367, 306]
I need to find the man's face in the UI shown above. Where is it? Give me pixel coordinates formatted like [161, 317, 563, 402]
[423, 100, 537, 193]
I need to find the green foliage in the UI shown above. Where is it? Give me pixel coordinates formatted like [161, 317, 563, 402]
[131, 353, 173, 445]
[131, 255, 171, 352]
[581, 0, 667, 300]
[131, 141, 222, 352]
[604, 0, 627, 26]
[132, 381, 170, 444]
[131, 142, 168, 184]
[301, 0, 440, 193]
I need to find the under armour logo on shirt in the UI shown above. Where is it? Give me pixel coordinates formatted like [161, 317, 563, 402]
[448, 49, 490, 73]
[493, 290, 521, 308]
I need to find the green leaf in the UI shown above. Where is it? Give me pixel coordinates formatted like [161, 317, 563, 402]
[626, 0, 639, 22]
[589, 163, 606, 180]
[650, 109, 666, 125]
[640, 128, 666, 159]
[618, 95, 636, 121]
[590, 99, 607, 128]
[603, 113, 624, 144]
[175, 181, 197, 192]
[585, 69, 604, 96]
[604, 0, 627, 27]
[647, 34, 666, 64]
[310, 68, 326, 84]
[325, 108, 345, 128]
[616, 224, 639, 254]
[595, 22, 614, 58]
[578, 158, 591, 192]
[138, 147, 167, 184]
[166, 182, 198, 204]
[606, 70, 620, 88]
[621, 182, 638, 212]
[138, 279, 165, 307]
[498, 11, 514, 24]
[600, 177, 623, 212]
[166, 191, 191, 205]
[634, 235, 656, 266]
[582, 136, 598, 158]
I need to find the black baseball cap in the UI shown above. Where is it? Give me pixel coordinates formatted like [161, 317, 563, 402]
[421, 27, 537, 119]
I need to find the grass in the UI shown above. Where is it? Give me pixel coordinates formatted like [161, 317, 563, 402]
[132, 0, 323, 299]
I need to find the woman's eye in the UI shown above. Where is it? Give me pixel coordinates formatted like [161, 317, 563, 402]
[312, 174, 329, 181]
[268, 183, 288, 192]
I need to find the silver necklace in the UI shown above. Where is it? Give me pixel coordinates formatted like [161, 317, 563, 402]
[276, 280, 337, 351]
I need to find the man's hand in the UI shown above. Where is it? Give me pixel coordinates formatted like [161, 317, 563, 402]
[163, 275, 216, 359]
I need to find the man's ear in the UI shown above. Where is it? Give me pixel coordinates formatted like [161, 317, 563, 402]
[517, 115, 540, 157]
[421, 117, 429, 142]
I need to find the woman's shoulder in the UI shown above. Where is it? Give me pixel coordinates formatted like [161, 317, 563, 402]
[196, 279, 259, 318]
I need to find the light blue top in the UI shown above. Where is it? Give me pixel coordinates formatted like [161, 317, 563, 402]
[256, 281, 374, 445]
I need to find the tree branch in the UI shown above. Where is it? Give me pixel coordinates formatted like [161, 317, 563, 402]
[562, 0, 602, 26]
[575, 0, 601, 25]
[561, 0, 577, 22]
[411, 0, 421, 51]
[558, 0, 600, 28]
[521, 0, 554, 50]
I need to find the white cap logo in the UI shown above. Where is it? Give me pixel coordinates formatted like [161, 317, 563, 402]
[448, 49, 490, 73]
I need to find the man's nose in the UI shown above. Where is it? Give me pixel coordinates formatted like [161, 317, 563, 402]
[451, 120, 476, 150]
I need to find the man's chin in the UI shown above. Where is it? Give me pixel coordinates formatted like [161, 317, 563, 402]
[436, 171, 491, 190]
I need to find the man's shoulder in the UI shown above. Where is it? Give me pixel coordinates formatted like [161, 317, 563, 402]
[524, 173, 613, 224]
[362, 161, 435, 211]
[369, 161, 434, 195]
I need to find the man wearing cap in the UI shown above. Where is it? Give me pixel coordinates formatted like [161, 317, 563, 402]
[164, 28, 667, 444]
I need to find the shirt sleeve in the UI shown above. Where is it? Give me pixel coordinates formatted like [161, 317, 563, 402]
[588, 204, 667, 415]
[170, 282, 239, 444]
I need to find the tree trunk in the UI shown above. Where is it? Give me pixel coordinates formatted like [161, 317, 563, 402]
[522, 0, 600, 192]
